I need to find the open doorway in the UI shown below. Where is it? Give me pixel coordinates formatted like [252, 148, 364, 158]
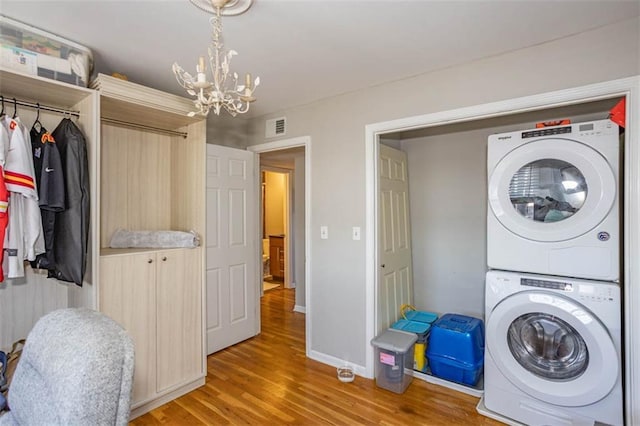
[254, 142, 308, 315]
[261, 168, 289, 292]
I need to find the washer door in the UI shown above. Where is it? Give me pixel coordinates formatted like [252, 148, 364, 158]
[488, 138, 616, 242]
[486, 291, 618, 407]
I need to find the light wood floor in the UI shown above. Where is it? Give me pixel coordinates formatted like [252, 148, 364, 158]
[131, 288, 503, 425]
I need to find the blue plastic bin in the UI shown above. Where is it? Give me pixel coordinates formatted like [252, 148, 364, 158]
[426, 313, 484, 386]
[403, 310, 438, 324]
[391, 319, 431, 372]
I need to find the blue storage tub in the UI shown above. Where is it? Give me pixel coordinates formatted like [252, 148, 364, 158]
[391, 319, 431, 343]
[426, 313, 484, 386]
[391, 319, 431, 373]
[403, 310, 438, 324]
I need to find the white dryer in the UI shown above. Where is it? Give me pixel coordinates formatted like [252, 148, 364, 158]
[484, 270, 622, 426]
[487, 119, 620, 281]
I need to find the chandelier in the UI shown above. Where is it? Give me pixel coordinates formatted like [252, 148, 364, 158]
[173, 0, 259, 117]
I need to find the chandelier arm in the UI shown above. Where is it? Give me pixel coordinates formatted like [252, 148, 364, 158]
[173, 0, 258, 116]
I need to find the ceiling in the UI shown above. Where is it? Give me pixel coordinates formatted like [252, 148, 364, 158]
[1, 1, 639, 121]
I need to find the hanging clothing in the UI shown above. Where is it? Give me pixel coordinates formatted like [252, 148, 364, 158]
[30, 123, 65, 271]
[0, 122, 10, 282]
[2, 116, 45, 278]
[50, 118, 89, 286]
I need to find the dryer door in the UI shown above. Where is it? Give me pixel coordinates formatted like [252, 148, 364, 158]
[488, 138, 616, 242]
[486, 291, 619, 406]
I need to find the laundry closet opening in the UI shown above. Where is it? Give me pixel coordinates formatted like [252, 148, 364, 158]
[375, 96, 624, 371]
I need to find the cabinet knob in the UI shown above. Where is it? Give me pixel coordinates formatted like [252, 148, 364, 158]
[148, 259, 153, 264]
[162, 256, 167, 261]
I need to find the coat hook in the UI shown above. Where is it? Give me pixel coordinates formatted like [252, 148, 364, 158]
[36, 102, 41, 122]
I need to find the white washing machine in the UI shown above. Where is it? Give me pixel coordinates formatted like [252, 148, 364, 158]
[487, 119, 620, 281]
[484, 270, 622, 426]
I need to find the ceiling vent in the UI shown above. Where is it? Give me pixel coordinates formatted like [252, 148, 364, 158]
[265, 117, 286, 138]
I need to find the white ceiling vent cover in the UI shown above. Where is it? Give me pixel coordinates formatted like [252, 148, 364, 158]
[265, 117, 286, 138]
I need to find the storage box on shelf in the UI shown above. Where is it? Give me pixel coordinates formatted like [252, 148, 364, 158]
[0, 15, 93, 87]
[371, 329, 417, 394]
[426, 314, 484, 386]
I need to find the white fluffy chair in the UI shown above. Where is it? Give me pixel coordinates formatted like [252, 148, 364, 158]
[0, 308, 134, 426]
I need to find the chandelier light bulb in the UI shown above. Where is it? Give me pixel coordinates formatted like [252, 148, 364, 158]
[173, 0, 259, 117]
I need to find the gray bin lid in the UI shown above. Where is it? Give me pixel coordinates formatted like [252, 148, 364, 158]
[371, 329, 417, 352]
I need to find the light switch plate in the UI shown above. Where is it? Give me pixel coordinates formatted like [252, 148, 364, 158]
[352, 227, 361, 240]
[320, 226, 328, 239]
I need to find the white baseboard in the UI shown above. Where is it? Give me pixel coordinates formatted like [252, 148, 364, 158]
[293, 305, 306, 313]
[308, 349, 369, 379]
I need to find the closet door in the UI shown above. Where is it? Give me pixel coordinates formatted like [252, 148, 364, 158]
[156, 248, 202, 392]
[100, 253, 157, 404]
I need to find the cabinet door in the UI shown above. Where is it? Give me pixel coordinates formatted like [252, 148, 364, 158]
[269, 236, 284, 279]
[100, 253, 157, 405]
[156, 248, 203, 392]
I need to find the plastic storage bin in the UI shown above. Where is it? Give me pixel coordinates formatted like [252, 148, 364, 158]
[403, 310, 438, 324]
[371, 329, 417, 394]
[391, 319, 431, 372]
[426, 313, 484, 386]
[1, 15, 93, 87]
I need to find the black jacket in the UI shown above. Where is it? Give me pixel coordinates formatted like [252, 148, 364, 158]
[50, 118, 90, 286]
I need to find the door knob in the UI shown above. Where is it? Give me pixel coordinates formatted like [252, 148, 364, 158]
[381, 264, 385, 268]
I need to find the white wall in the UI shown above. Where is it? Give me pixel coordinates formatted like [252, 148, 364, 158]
[402, 129, 488, 319]
[236, 18, 639, 367]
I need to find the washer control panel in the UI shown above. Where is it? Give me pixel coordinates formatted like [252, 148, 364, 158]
[521, 277, 572, 291]
[520, 277, 616, 302]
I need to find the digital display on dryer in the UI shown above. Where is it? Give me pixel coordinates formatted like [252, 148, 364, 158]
[521, 278, 573, 291]
[521, 126, 572, 138]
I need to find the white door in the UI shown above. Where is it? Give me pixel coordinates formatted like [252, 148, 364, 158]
[206, 144, 259, 354]
[377, 143, 413, 333]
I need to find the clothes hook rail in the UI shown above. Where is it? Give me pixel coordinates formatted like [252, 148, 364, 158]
[0, 94, 80, 118]
[100, 117, 188, 139]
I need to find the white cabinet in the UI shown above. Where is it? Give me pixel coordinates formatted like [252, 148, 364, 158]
[100, 248, 202, 407]
[93, 74, 206, 418]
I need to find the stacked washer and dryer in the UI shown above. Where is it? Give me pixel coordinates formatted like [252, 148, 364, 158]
[484, 119, 623, 426]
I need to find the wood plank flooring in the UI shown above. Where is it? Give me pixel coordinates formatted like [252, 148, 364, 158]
[131, 288, 503, 425]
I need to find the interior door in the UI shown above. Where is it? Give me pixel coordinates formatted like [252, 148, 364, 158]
[377, 143, 414, 333]
[206, 144, 258, 354]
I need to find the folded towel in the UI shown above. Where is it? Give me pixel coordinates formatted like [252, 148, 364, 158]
[109, 229, 200, 249]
